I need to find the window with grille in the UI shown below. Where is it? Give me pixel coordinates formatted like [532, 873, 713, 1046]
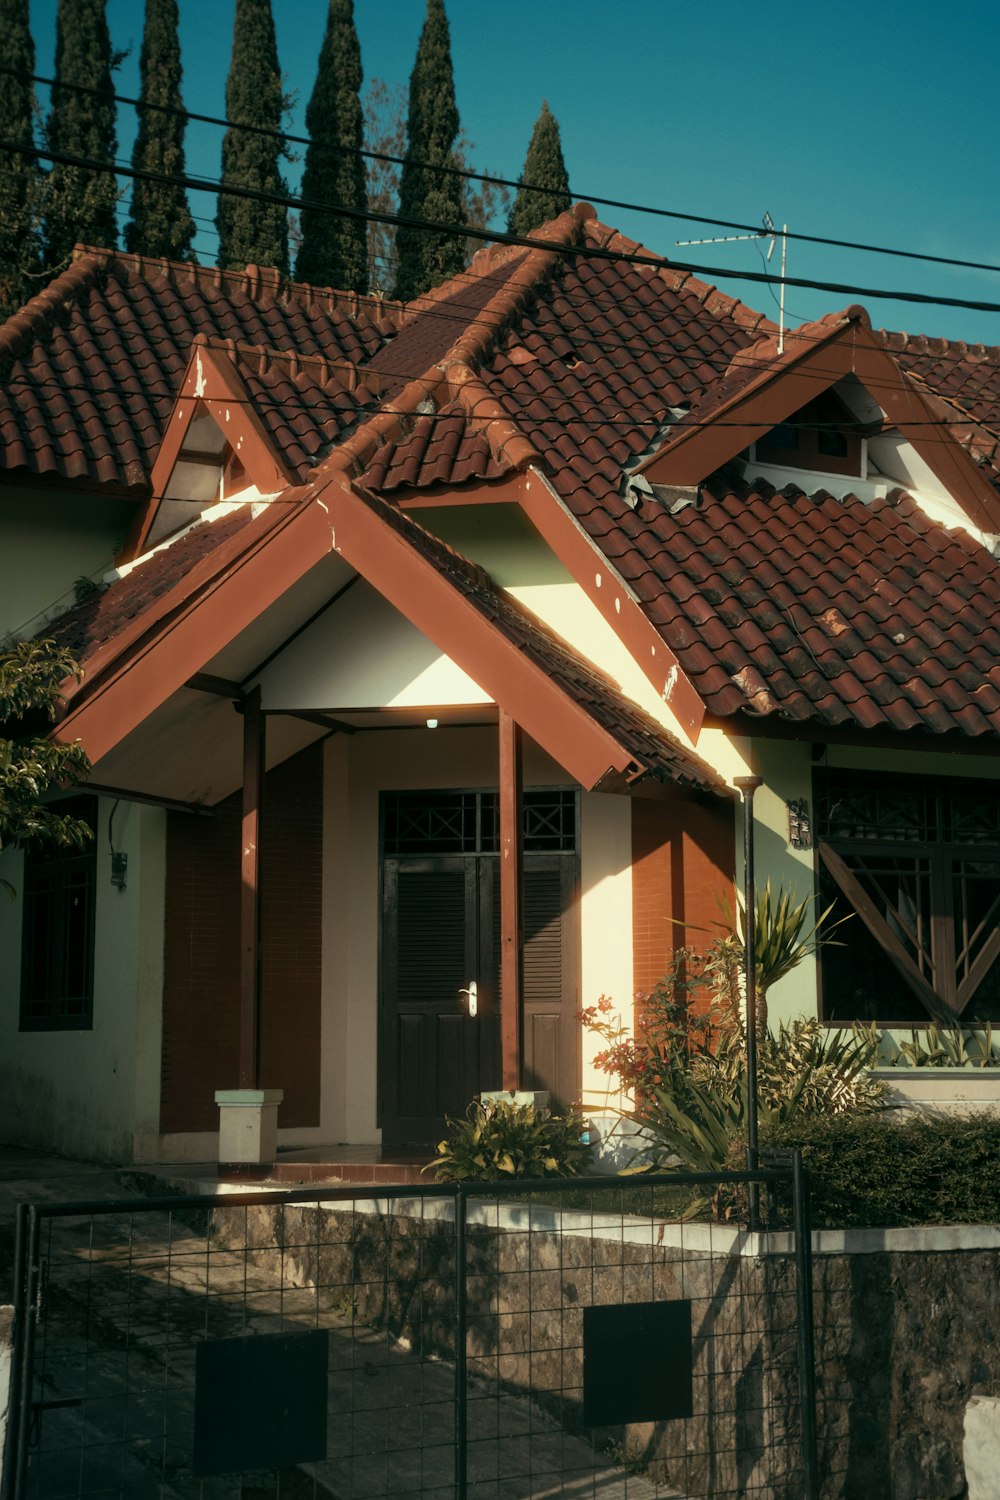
[20, 797, 97, 1031]
[815, 773, 1000, 1024]
[382, 789, 577, 857]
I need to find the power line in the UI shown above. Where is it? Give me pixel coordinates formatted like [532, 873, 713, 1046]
[6, 137, 1000, 319]
[5, 303, 998, 445]
[7, 64, 1000, 280]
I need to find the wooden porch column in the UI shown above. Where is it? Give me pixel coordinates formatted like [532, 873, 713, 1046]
[499, 709, 524, 1091]
[239, 686, 265, 1090]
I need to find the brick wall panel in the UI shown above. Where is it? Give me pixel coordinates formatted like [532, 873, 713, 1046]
[631, 795, 735, 1017]
[160, 742, 323, 1133]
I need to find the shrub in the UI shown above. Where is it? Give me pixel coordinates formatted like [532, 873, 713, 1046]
[428, 1097, 593, 1183]
[764, 1112, 1000, 1228]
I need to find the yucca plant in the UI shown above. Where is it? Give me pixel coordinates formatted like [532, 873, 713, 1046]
[635, 1019, 886, 1172]
[427, 1097, 593, 1182]
[727, 881, 849, 1031]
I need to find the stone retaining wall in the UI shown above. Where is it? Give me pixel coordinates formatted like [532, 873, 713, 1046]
[205, 1198, 1000, 1500]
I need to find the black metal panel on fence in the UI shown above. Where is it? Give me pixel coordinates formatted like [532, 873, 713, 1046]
[2, 1167, 818, 1500]
[582, 1299, 693, 1426]
[193, 1328, 329, 1476]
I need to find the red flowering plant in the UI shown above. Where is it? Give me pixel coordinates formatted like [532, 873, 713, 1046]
[580, 945, 736, 1103]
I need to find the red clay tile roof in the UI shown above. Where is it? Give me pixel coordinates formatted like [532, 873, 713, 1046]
[43, 506, 258, 660]
[0, 247, 396, 493]
[358, 209, 775, 496]
[876, 330, 1000, 492]
[231, 346, 372, 481]
[361, 398, 511, 490]
[619, 474, 1000, 739]
[364, 249, 534, 399]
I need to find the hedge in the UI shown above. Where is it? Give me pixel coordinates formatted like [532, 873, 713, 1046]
[764, 1112, 1000, 1229]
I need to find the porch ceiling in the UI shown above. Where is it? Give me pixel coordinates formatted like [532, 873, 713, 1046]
[90, 690, 326, 807]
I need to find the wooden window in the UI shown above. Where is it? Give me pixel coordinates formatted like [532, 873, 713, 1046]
[20, 797, 97, 1031]
[755, 393, 862, 476]
[815, 772, 1000, 1025]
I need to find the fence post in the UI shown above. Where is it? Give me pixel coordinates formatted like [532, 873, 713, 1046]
[791, 1152, 820, 1500]
[6, 1206, 41, 1500]
[454, 1186, 468, 1500]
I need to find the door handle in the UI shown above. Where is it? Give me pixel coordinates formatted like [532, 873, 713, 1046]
[458, 980, 478, 1017]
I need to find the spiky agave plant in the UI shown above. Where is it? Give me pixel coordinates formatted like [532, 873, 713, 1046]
[727, 880, 849, 1031]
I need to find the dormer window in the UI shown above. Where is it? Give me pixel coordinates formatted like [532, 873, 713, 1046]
[754, 393, 862, 476]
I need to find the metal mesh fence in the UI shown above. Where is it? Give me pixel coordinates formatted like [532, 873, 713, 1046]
[4, 1167, 816, 1500]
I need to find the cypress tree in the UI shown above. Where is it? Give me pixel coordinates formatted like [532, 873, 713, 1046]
[43, 0, 119, 269]
[296, 0, 367, 292]
[124, 0, 195, 261]
[508, 101, 571, 238]
[0, 0, 43, 316]
[216, 0, 288, 274]
[393, 0, 465, 302]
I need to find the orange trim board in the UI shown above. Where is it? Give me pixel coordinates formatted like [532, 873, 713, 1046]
[638, 320, 1000, 536]
[122, 342, 295, 562]
[54, 475, 650, 792]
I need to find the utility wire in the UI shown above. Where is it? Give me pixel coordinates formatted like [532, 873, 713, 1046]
[7, 64, 1000, 280]
[6, 137, 1000, 317]
[5, 308, 998, 438]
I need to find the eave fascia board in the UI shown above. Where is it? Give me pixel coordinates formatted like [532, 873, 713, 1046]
[53, 485, 331, 765]
[55, 470, 647, 790]
[637, 320, 1000, 534]
[511, 466, 707, 740]
[638, 324, 860, 487]
[310, 481, 645, 791]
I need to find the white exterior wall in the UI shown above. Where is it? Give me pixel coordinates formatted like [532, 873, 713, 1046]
[0, 487, 134, 639]
[0, 801, 166, 1162]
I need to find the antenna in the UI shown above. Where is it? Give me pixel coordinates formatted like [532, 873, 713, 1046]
[677, 213, 788, 353]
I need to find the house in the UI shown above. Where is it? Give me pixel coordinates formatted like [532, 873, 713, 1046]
[2, 203, 999, 1165]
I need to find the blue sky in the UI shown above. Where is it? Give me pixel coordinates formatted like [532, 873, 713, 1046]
[27, 0, 1000, 344]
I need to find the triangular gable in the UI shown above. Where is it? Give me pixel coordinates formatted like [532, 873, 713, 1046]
[122, 340, 295, 560]
[53, 468, 725, 796]
[636, 311, 1000, 536]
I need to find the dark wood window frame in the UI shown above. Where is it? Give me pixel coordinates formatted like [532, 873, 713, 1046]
[815, 771, 1000, 1025]
[20, 796, 98, 1032]
[754, 392, 863, 477]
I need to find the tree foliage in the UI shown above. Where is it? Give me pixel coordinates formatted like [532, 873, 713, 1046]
[295, 0, 367, 292]
[124, 0, 195, 261]
[392, 0, 465, 301]
[0, 0, 44, 318]
[364, 77, 508, 297]
[216, 0, 289, 274]
[508, 100, 570, 238]
[44, 0, 120, 271]
[0, 639, 91, 858]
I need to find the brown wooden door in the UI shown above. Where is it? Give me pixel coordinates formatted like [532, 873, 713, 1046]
[380, 855, 501, 1148]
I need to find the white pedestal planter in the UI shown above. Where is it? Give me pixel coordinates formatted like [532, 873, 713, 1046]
[479, 1090, 550, 1111]
[214, 1089, 283, 1169]
[965, 1395, 1000, 1499]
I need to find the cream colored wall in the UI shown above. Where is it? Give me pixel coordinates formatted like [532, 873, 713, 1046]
[414, 504, 727, 764]
[0, 487, 134, 639]
[0, 801, 166, 1162]
[255, 582, 490, 711]
[578, 791, 633, 1114]
[317, 728, 636, 1139]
